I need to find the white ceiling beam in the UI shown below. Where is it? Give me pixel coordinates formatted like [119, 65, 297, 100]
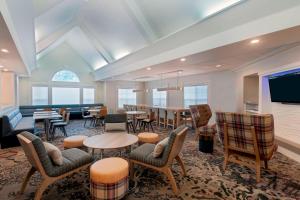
[36, 20, 77, 54]
[94, 0, 300, 80]
[122, 0, 158, 43]
[78, 21, 115, 63]
[0, 0, 36, 74]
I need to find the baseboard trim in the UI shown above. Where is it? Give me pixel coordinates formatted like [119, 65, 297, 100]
[276, 136, 300, 163]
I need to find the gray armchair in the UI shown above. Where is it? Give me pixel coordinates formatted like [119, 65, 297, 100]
[129, 125, 189, 195]
[17, 132, 93, 200]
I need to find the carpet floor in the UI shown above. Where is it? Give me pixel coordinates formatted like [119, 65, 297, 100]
[0, 120, 300, 200]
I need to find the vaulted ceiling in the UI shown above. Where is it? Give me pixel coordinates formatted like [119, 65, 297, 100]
[33, 0, 243, 71]
[2, 0, 300, 79]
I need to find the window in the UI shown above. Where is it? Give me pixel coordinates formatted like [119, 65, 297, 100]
[152, 89, 167, 107]
[32, 86, 48, 105]
[184, 85, 208, 108]
[118, 89, 136, 108]
[52, 87, 80, 105]
[83, 88, 95, 104]
[52, 70, 80, 82]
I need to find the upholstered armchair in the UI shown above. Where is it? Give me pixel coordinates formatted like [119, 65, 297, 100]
[189, 104, 214, 140]
[17, 132, 93, 200]
[104, 114, 128, 133]
[129, 125, 189, 195]
[215, 112, 277, 182]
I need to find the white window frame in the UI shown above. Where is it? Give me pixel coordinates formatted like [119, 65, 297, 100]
[152, 89, 167, 107]
[83, 88, 95, 104]
[32, 86, 49, 105]
[52, 87, 81, 105]
[118, 88, 136, 108]
[183, 84, 208, 108]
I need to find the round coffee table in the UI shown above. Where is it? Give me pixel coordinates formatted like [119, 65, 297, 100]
[83, 133, 138, 159]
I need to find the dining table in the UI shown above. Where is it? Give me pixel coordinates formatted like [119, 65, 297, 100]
[125, 110, 146, 129]
[33, 111, 62, 140]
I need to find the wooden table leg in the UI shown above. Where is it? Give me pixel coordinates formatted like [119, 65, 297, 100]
[176, 111, 180, 128]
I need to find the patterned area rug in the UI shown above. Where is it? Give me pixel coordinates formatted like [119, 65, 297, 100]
[0, 120, 300, 200]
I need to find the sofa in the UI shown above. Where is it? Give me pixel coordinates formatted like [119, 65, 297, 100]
[19, 103, 104, 119]
[1, 108, 35, 148]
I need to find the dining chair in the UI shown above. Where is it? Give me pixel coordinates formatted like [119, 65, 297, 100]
[51, 112, 70, 140]
[94, 107, 107, 126]
[81, 108, 93, 127]
[167, 110, 177, 130]
[189, 104, 212, 140]
[141, 111, 156, 132]
[158, 109, 166, 128]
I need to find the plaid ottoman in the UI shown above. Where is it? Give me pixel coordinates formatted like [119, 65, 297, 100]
[90, 157, 129, 200]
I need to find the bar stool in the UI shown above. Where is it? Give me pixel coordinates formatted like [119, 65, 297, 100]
[158, 109, 166, 128]
[167, 110, 177, 130]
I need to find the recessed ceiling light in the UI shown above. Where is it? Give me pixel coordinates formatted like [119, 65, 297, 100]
[146, 67, 152, 71]
[216, 64, 222, 68]
[178, 70, 183, 74]
[3, 68, 8, 72]
[0, 65, 3, 68]
[250, 39, 260, 44]
[180, 58, 186, 62]
[1, 49, 9, 53]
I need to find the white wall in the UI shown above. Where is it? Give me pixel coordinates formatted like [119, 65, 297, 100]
[235, 44, 300, 149]
[19, 42, 105, 105]
[145, 70, 238, 121]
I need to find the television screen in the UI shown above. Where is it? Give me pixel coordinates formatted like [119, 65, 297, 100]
[268, 71, 300, 103]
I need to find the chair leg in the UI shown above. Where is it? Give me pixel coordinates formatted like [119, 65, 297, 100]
[20, 167, 36, 194]
[34, 179, 52, 200]
[61, 126, 67, 137]
[223, 151, 229, 171]
[84, 119, 87, 127]
[264, 160, 268, 169]
[52, 127, 56, 140]
[175, 156, 186, 176]
[256, 160, 261, 183]
[129, 161, 134, 180]
[164, 167, 179, 195]
[147, 123, 150, 132]
[150, 123, 154, 132]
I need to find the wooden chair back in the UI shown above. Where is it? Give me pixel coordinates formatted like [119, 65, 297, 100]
[166, 126, 188, 166]
[99, 107, 108, 117]
[44, 108, 52, 111]
[17, 134, 46, 177]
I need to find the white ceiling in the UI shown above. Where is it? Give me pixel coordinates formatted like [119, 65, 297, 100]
[0, 13, 26, 74]
[112, 26, 300, 81]
[32, 0, 243, 71]
[2, 0, 300, 79]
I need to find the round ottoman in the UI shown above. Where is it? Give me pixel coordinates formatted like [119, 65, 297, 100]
[90, 157, 129, 200]
[63, 135, 88, 149]
[138, 132, 159, 144]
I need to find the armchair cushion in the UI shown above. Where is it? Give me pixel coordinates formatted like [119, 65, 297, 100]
[105, 123, 126, 131]
[153, 137, 169, 158]
[129, 143, 167, 167]
[43, 142, 63, 166]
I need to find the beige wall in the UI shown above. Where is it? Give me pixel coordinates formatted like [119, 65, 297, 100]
[19, 42, 105, 105]
[145, 70, 238, 121]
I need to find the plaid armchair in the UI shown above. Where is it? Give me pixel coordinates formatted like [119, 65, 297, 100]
[215, 112, 277, 182]
[189, 104, 216, 140]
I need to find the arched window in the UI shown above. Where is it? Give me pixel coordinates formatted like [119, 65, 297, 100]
[52, 70, 80, 82]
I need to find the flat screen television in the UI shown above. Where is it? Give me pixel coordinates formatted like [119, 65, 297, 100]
[268, 70, 300, 103]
